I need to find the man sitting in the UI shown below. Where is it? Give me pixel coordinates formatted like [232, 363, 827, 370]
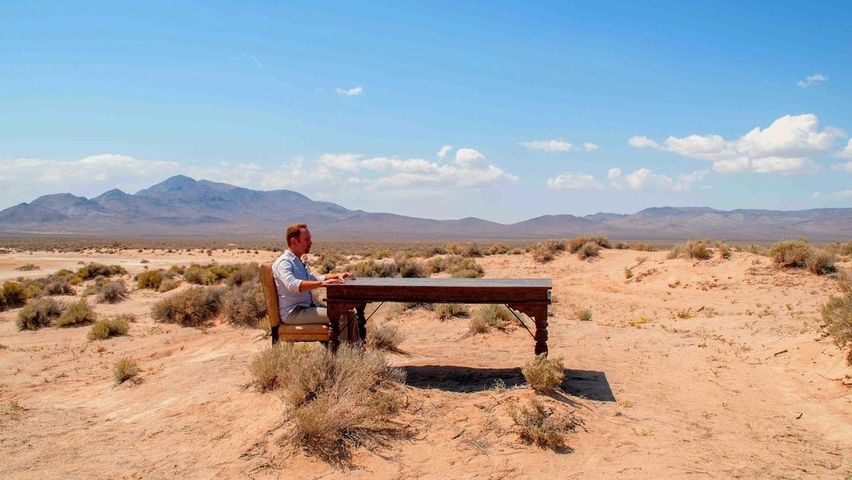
[272, 222, 356, 341]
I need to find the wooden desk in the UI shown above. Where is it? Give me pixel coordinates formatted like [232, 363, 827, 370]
[325, 278, 552, 356]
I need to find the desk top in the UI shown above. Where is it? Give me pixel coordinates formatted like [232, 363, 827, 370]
[328, 278, 551, 288]
[325, 277, 551, 304]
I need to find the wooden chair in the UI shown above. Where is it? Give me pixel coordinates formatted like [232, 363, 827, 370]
[259, 263, 354, 345]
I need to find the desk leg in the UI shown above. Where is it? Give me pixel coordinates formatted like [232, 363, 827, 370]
[326, 303, 344, 353]
[356, 304, 367, 344]
[533, 305, 549, 357]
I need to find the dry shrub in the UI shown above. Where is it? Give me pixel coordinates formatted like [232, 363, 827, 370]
[576, 241, 601, 260]
[805, 251, 837, 275]
[716, 242, 732, 260]
[531, 240, 564, 263]
[769, 239, 812, 268]
[631, 242, 658, 252]
[468, 304, 514, 334]
[822, 288, 851, 360]
[15, 263, 39, 271]
[16, 298, 63, 330]
[76, 263, 126, 280]
[522, 354, 565, 392]
[114, 358, 139, 384]
[395, 257, 427, 278]
[158, 277, 180, 293]
[577, 309, 592, 321]
[97, 279, 128, 304]
[136, 269, 165, 290]
[2, 281, 27, 308]
[486, 243, 509, 255]
[44, 277, 74, 296]
[55, 298, 96, 327]
[88, 316, 130, 341]
[225, 262, 259, 286]
[250, 344, 406, 462]
[428, 255, 484, 278]
[222, 283, 267, 327]
[366, 323, 404, 352]
[434, 303, 469, 320]
[350, 259, 398, 278]
[511, 398, 582, 450]
[668, 239, 712, 260]
[567, 236, 610, 253]
[183, 265, 217, 285]
[0, 293, 6, 312]
[152, 286, 224, 327]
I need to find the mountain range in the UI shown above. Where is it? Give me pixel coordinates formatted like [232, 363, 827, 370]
[0, 175, 849, 241]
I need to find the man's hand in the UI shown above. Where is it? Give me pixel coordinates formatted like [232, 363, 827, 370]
[325, 272, 356, 282]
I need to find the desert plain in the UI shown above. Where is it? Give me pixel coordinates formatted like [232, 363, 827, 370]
[0, 243, 850, 479]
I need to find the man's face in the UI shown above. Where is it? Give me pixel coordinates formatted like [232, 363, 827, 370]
[292, 227, 312, 255]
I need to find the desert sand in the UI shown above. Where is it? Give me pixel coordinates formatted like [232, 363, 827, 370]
[0, 247, 849, 479]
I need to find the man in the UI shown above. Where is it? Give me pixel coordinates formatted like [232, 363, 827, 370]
[272, 223, 357, 341]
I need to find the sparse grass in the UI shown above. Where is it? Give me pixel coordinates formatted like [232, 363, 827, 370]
[113, 357, 139, 384]
[511, 398, 582, 450]
[250, 344, 406, 462]
[522, 354, 565, 392]
[623, 266, 634, 279]
[97, 279, 129, 304]
[15, 263, 39, 271]
[222, 283, 266, 327]
[55, 298, 96, 327]
[822, 275, 852, 363]
[716, 242, 732, 260]
[16, 298, 63, 330]
[366, 323, 404, 352]
[88, 316, 130, 340]
[577, 309, 592, 321]
[468, 304, 514, 334]
[151, 286, 224, 327]
[434, 303, 469, 320]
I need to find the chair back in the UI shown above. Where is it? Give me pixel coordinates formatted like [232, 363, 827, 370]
[259, 264, 281, 329]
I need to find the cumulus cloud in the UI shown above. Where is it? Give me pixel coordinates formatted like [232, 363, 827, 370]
[838, 139, 852, 159]
[335, 86, 364, 96]
[437, 145, 453, 159]
[798, 73, 827, 88]
[454, 147, 486, 167]
[812, 190, 852, 201]
[519, 139, 573, 152]
[629, 114, 847, 174]
[546, 172, 602, 189]
[628, 136, 661, 149]
[608, 167, 706, 192]
[519, 139, 599, 152]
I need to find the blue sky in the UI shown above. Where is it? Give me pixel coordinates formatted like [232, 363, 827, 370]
[1, 1, 851, 222]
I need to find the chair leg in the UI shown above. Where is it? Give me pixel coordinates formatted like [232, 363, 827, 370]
[271, 324, 279, 345]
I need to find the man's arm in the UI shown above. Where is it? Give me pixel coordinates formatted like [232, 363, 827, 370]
[297, 272, 355, 292]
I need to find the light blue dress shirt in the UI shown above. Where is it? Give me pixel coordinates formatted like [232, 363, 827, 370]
[271, 250, 327, 319]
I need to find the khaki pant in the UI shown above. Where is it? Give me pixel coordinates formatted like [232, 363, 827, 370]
[285, 306, 358, 342]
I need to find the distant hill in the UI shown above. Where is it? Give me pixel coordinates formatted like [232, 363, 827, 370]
[0, 175, 849, 241]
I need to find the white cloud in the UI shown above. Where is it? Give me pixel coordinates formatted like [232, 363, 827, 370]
[335, 86, 364, 96]
[519, 139, 573, 152]
[437, 145, 453, 159]
[608, 167, 706, 192]
[583, 142, 599, 152]
[629, 114, 847, 174]
[798, 73, 827, 88]
[838, 139, 852, 159]
[546, 172, 602, 189]
[454, 147, 486, 167]
[831, 161, 852, 173]
[812, 190, 852, 201]
[317, 153, 361, 172]
[628, 136, 661, 149]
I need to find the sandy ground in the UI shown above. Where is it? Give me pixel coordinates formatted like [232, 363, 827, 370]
[0, 247, 849, 479]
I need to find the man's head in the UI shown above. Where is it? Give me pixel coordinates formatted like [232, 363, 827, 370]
[285, 223, 312, 256]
